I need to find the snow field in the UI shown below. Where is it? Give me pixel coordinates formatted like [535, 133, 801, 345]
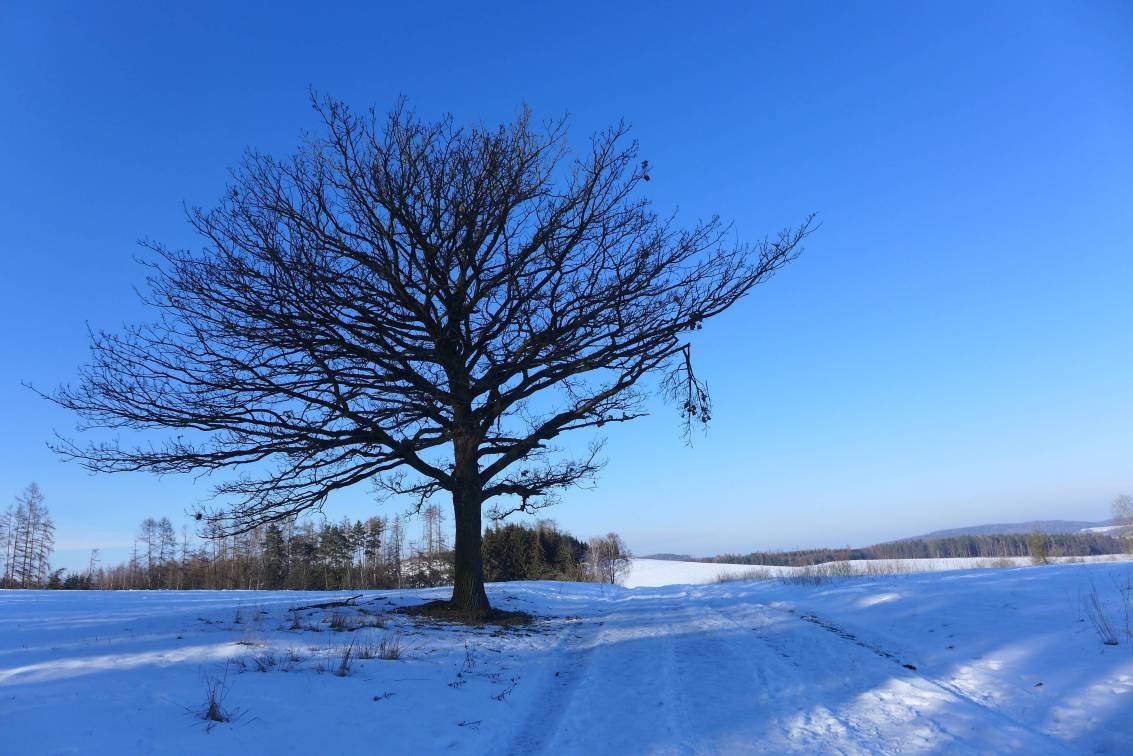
[2, 560, 1132, 753]
[624, 554, 1133, 588]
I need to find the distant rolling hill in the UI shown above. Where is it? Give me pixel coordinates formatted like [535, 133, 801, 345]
[648, 521, 1124, 566]
[915, 520, 1109, 539]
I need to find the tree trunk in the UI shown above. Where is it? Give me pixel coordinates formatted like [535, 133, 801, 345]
[449, 475, 491, 616]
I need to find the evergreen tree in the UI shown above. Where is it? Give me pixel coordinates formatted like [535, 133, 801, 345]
[263, 524, 286, 589]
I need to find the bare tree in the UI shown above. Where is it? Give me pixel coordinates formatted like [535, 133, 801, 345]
[1115, 495, 1133, 553]
[385, 514, 405, 589]
[137, 517, 158, 584]
[4, 484, 54, 587]
[586, 532, 633, 584]
[87, 548, 100, 581]
[0, 504, 12, 585]
[46, 96, 811, 616]
[1113, 495, 1133, 527]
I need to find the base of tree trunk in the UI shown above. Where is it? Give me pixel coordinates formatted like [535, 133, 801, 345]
[396, 599, 533, 626]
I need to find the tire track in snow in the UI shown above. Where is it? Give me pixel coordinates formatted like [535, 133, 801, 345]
[511, 588, 1076, 754]
[772, 602, 1076, 752]
[686, 600, 893, 753]
[508, 591, 696, 754]
[705, 599, 962, 752]
[709, 598, 1076, 754]
[503, 610, 606, 754]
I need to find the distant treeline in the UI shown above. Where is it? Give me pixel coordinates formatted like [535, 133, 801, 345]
[58, 507, 450, 592]
[711, 532, 1128, 567]
[33, 512, 629, 590]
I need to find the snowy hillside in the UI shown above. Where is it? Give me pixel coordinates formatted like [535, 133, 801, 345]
[1081, 524, 1132, 535]
[3, 562, 1132, 753]
[624, 557, 769, 586]
[624, 554, 1131, 587]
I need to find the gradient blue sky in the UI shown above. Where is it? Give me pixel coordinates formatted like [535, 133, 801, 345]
[3, 2, 1132, 571]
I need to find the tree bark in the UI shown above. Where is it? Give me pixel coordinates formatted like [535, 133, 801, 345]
[449, 474, 490, 615]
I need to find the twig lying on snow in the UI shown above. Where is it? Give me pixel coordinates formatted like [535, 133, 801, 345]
[288, 595, 364, 612]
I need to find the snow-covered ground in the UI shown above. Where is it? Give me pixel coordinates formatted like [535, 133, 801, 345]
[1082, 524, 1132, 535]
[625, 554, 1133, 588]
[3, 562, 1132, 754]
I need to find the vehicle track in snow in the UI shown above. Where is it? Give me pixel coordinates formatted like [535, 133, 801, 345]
[503, 608, 608, 755]
[706, 597, 1075, 754]
[515, 588, 1071, 754]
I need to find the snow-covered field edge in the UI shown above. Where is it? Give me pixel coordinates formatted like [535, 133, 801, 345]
[624, 553, 1133, 587]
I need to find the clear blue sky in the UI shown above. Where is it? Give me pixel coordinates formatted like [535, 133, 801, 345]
[3, 1, 1132, 571]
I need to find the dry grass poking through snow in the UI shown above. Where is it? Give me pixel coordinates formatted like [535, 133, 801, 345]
[712, 568, 775, 583]
[335, 640, 355, 677]
[355, 631, 403, 661]
[192, 668, 238, 731]
[1081, 571, 1133, 647]
[711, 561, 910, 585]
[328, 611, 384, 632]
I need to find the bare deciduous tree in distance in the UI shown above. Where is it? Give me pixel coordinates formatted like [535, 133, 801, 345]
[1, 483, 55, 587]
[1113, 495, 1133, 527]
[587, 533, 633, 585]
[1114, 495, 1133, 552]
[46, 96, 813, 618]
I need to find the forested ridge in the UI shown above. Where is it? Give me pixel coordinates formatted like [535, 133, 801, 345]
[711, 532, 1128, 567]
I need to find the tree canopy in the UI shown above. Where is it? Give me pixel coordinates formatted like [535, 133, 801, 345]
[49, 96, 812, 615]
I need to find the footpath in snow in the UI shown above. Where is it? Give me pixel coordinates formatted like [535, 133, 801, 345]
[2, 561, 1131, 754]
